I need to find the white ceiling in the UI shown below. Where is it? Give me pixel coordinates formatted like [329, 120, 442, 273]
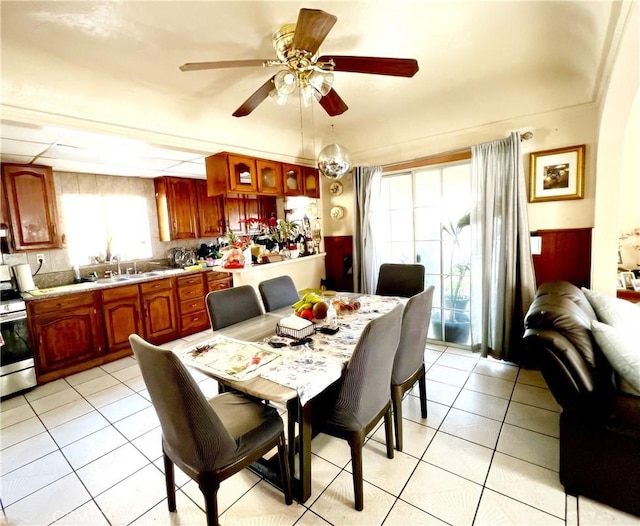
[0, 1, 628, 178]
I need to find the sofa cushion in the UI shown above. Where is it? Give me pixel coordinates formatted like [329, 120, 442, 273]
[591, 320, 640, 395]
[582, 287, 640, 329]
[538, 280, 598, 319]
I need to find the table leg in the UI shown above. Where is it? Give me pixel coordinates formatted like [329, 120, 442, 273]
[298, 399, 312, 502]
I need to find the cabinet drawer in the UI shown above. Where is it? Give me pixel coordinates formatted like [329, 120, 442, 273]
[177, 274, 204, 288]
[206, 271, 230, 282]
[140, 278, 172, 294]
[180, 297, 205, 315]
[101, 284, 139, 302]
[177, 283, 205, 301]
[208, 278, 232, 292]
[29, 291, 96, 315]
[180, 311, 210, 333]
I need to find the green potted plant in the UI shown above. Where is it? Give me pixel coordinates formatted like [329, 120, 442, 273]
[433, 212, 471, 343]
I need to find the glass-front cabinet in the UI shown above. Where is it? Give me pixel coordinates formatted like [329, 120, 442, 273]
[282, 164, 303, 196]
[228, 154, 257, 193]
[256, 159, 283, 195]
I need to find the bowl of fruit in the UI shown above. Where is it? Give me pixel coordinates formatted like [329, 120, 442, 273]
[292, 292, 329, 322]
[332, 297, 361, 315]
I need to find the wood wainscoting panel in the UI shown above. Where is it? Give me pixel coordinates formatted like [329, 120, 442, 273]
[532, 228, 592, 289]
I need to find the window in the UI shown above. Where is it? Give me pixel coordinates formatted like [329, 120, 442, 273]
[375, 157, 472, 345]
[62, 193, 153, 265]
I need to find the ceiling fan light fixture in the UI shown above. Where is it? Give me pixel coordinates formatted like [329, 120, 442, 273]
[318, 142, 351, 180]
[274, 70, 297, 95]
[309, 70, 334, 96]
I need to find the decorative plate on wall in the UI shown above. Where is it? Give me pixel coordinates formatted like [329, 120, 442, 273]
[329, 181, 343, 196]
[330, 206, 345, 220]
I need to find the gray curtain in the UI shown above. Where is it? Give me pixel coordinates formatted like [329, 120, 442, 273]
[353, 165, 382, 293]
[470, 132, 536, 362]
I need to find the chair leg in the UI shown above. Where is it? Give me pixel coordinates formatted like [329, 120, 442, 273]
[277, 432, 293, 505]
[200, 477, 221, 526]
[286, 398, 297, 479]
[384, 406, 395, 459]
[163, 452, 177, 512]
[349, 436, 365, 511]
[391, 387, 403, 452]
[418, 367, 428, 419]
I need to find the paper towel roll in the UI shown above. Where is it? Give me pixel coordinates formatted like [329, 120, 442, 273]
[13, 264, 36, 292]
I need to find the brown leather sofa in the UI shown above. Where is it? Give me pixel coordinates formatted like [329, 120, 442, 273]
[523, 280, 640, 517]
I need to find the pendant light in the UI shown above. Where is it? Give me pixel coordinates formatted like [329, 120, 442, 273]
[317, 125, 351, 180]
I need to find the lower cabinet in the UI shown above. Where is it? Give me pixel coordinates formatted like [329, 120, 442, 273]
[176, 273, 209, 336]
[207, 271, 233, 293]
[28, 291, 105, 384]
[101, 284, 144, 352]
[140, 278, 178, 344]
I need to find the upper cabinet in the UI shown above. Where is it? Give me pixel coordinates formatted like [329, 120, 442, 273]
[282, 164, 303, 196]
[1, 163, 62, 251]
[256, 159, 283, 195]
[154, 177, 199, 241]
[155, 177, 225, 241]
[205, 152, 317, 199]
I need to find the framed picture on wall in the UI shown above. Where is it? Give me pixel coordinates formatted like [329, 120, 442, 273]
[631, 278, 640, 292]
[529, 144, 585, 203]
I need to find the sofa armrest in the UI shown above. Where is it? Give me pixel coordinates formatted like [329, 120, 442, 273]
[523, 328, 599, 408]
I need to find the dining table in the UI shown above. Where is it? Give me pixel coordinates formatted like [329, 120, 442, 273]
[172, 293, 405, 503]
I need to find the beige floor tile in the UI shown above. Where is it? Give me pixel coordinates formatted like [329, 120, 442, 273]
[371, 415, 436, 458]
[53, 500, 110, 525]
[424, 349, 443, 364]
[505, 401, 560, 438]
[577, 496, 640, 525]
[516, 368, 548, 388]
[296, 510, 332, 525]
[486, 452, 565, 518]
[1, 431, 58, 474]
[61, 425, 128, 470]
[130, 488, 208, 525]
[425, 379, 461, 406]
[84, 382, 136, 409]
[384, 499, 449, 525]
[311, 470, 396, 525]
[131, 425, 163, 462]
[39, 398, 95, 429]
[401, 462, 483, 526]
[4, 473, 90, 526]
[311, 433, 352, 468]
[111, 363, 143, 383]
[72, 374, 120, 397]
[404, 396, 449, 431]
[473, 359, 519, 382]
[112, 405, 160, 441]
[98, 392, 151, 424]
[465, 373, 515, 399]
[436, 352, 479, 371]
[0, 402, 36, 429]
[23, 378, 69, 403]
[65, 366, 109, 387]
[511, 383, 561, 412]
[1, 416, 45, 450]
[566, 494, 579, 526]
[30, 387, 83, 414]
[100, 356, 138, 374]
[426, 364, 471, 388]
[497, 424, 559, 471]
[476, 488, 565, 525]
[440, 408, 502, 448]
[423, 431, 493, 484]
[48, 410, 110, 448]
[453, 389, 509, 421]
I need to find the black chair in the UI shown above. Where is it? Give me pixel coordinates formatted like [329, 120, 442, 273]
[258, 275, 300, 312]
[391, 286, 435, 451]
[129, 334, 292, 526]
[311, 304, 404, 510]
[375, 263, 425, 298]
[205, 285, 263, 330]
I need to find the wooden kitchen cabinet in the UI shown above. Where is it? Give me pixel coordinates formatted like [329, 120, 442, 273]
[28, 291, 104, 383]
[1, 163, 62, 251]
[195, 180, 225, 238]
[282, 164, 304, 196]
[207, 271, 232, 293]
[155, 177, 199, 241]
[176, 273, 209, 336]
[224, 193, 277, 233]
[206, 152, 258, 195]
[303, 166, 320, 198]
[256, 159, 283, 195]
[101, 284, 143, 353]
[139, 278, 178, 343]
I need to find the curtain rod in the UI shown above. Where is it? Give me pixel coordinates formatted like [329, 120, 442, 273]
[382, 131, 533, 172]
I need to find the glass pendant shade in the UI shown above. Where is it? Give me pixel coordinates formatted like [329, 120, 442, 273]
[274, 70, 297, 95]
[317, 143, 352, 180]
[309, 71, 334, 96]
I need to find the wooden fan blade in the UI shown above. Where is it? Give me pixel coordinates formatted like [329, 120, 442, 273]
[318, 89, 348, 117]
[232, 75, 276, 117]
[319, 55, 419, 77]
[180, 59, 268, 72]
[292, 8, 337, 55]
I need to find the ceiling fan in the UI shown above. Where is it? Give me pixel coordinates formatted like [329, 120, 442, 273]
[179, 8, 419, 118]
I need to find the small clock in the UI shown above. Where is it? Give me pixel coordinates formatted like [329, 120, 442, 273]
[330, 206, 345, 220]
[329, 181, 343, 196]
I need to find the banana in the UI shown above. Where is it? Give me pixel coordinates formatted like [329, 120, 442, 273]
[297, 302, 313, 312]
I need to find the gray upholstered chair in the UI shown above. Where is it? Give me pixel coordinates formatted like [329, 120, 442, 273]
[391, 286, 434, 451]
[205, 285, 263, 330]
[311, 304, 404, 511]
[129, 334, 292, 526]
[375, 263, 425, 298]
[258, 275, 300, 312]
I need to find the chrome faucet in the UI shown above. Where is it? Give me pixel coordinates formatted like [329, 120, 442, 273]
[111, 255, 121, 276]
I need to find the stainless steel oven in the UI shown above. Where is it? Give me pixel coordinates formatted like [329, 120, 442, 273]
[0, 265, 36, 399]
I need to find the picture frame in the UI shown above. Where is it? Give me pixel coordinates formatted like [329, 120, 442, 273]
[620, 271, 635, 289]
[616, 275, 626, 290]
[632, 278, 640, 292]
[529, 144, 585, 203]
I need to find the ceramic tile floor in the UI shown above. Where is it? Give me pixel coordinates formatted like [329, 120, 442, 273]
[2, 334, 640, 526]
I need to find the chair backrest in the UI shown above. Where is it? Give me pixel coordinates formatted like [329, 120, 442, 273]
[330, 304, 404, 428]
[206, 285, 263, 330]
[375, 263, 425, 298]
[128, 334, 236, 471]
[258, 275, 300, 312]
[392, 286, 435, 385]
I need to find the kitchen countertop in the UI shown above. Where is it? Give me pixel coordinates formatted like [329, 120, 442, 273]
[21, 267, 228, 300]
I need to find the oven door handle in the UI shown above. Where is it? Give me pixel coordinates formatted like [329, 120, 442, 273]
[0, 310, 28, 322]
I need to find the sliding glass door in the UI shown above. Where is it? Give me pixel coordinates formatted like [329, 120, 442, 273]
[374, 158, 472, 346]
